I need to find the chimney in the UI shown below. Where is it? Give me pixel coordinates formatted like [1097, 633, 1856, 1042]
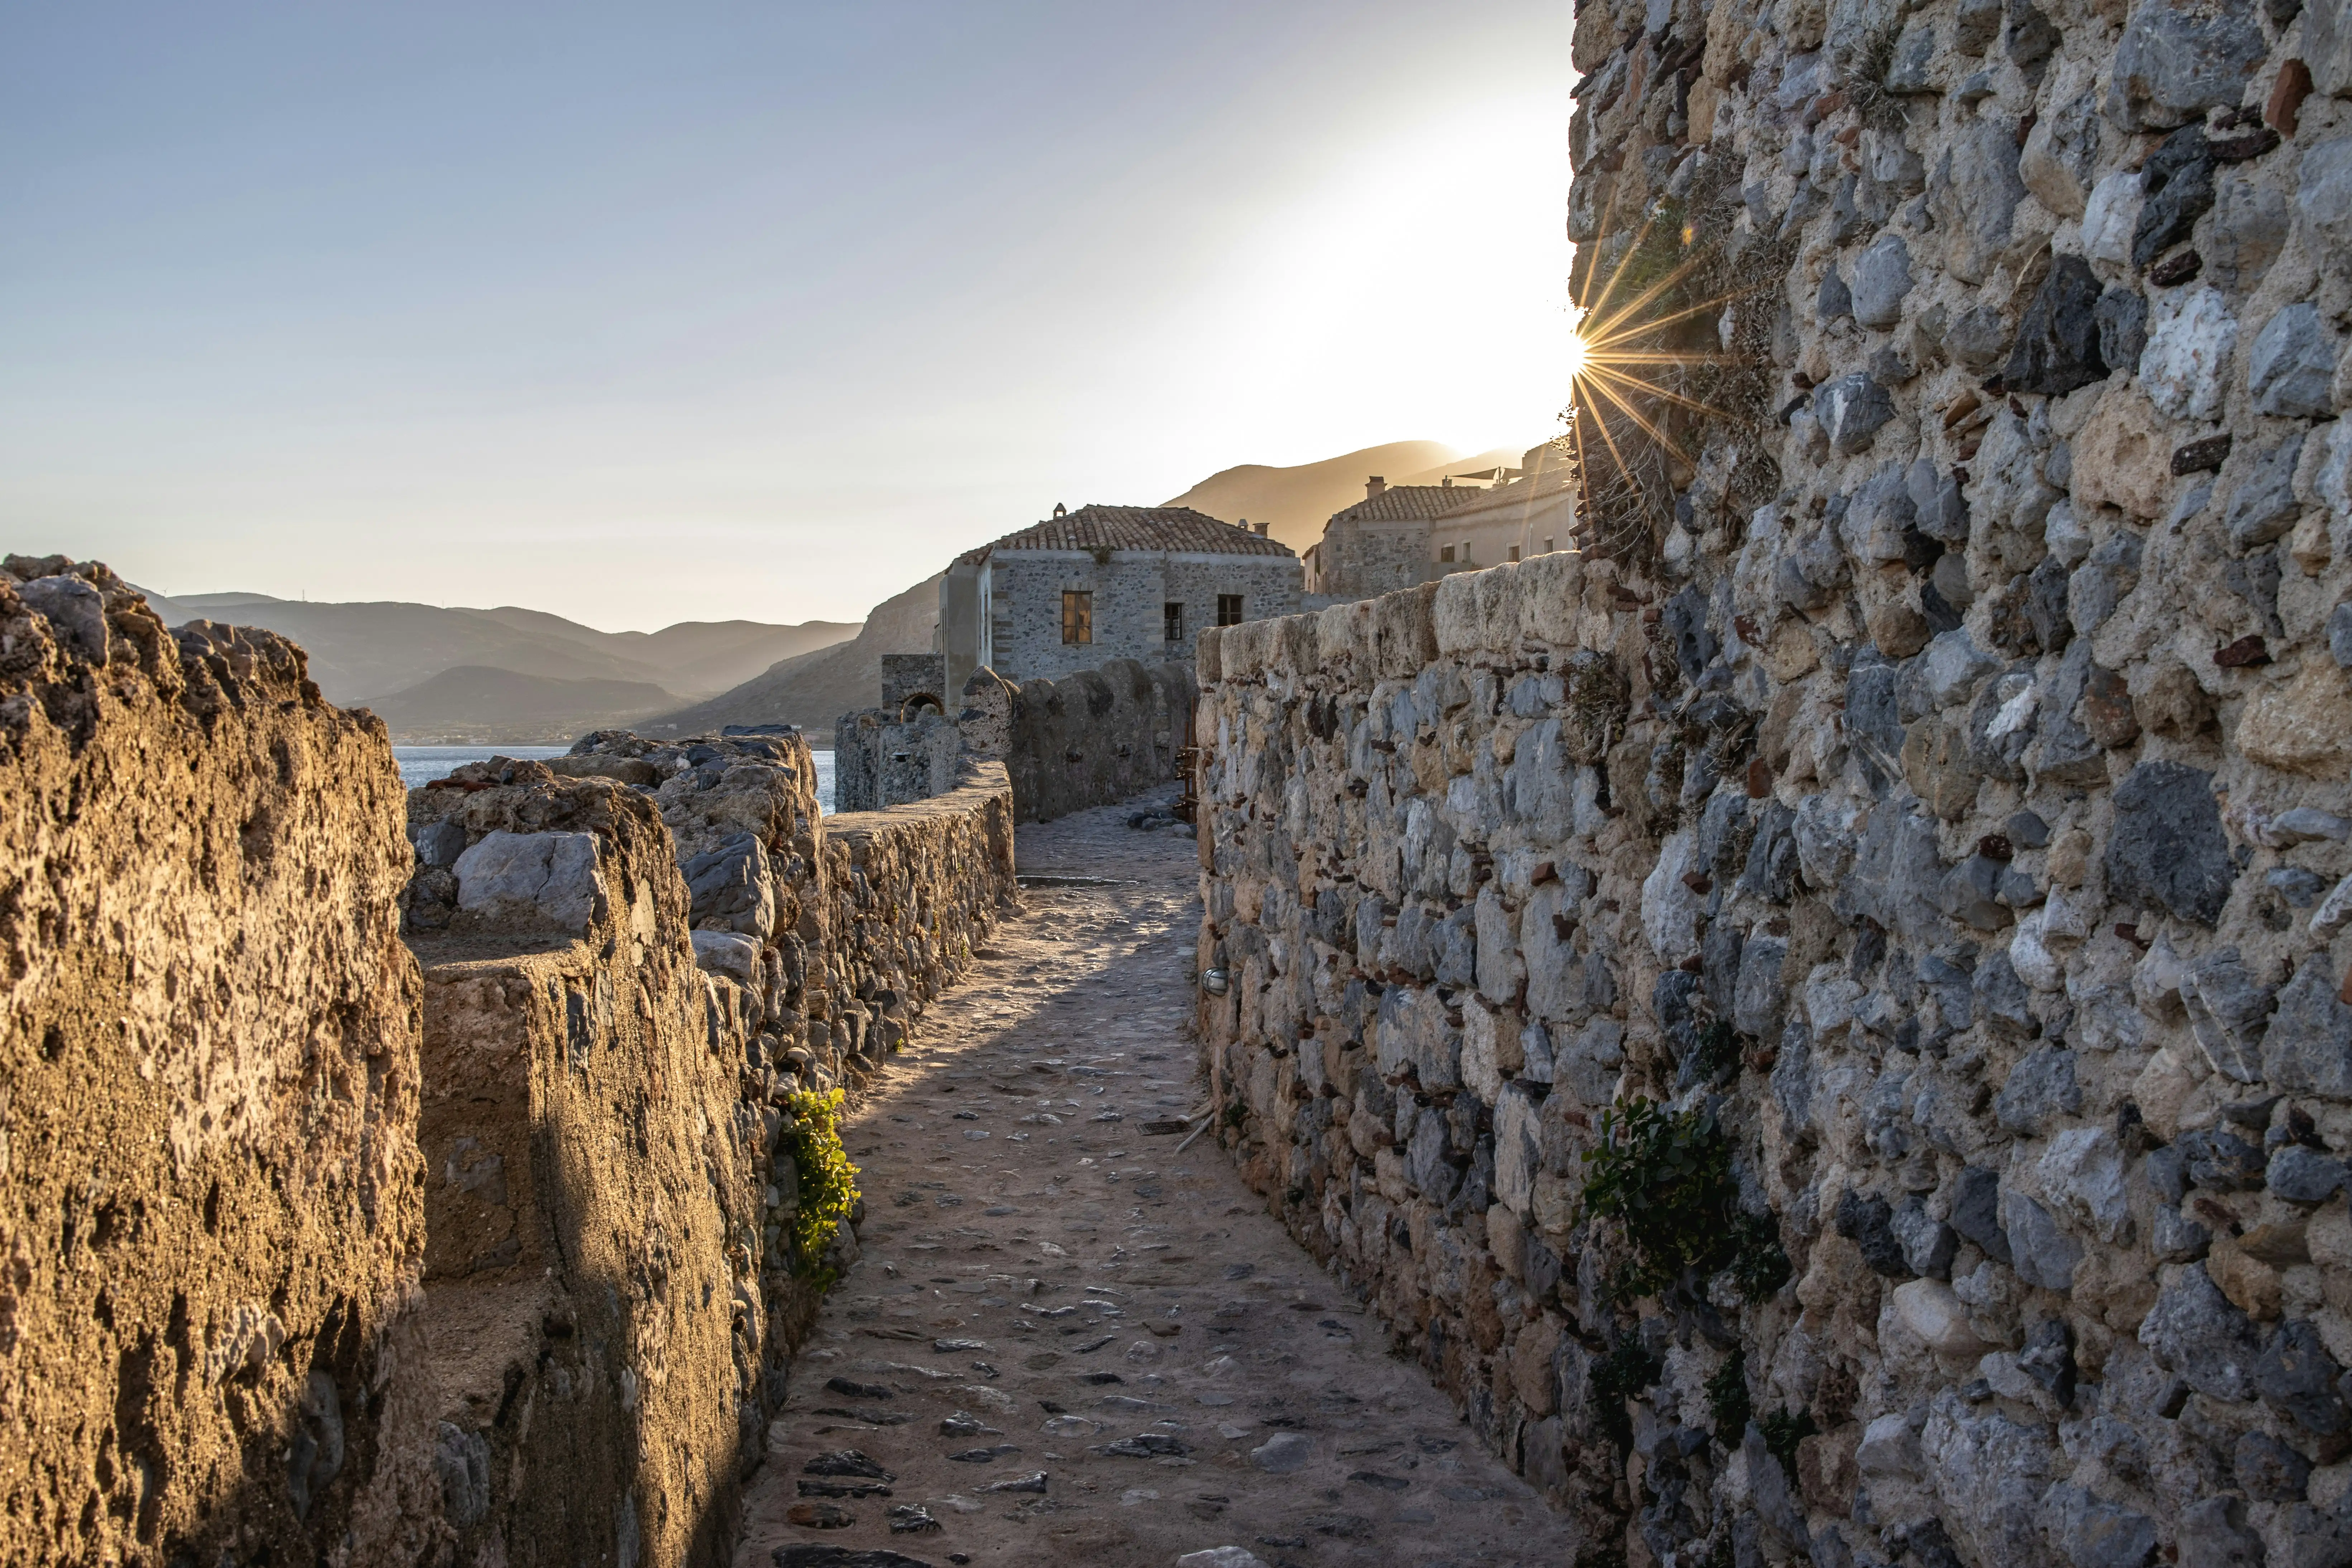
[1366, 476, 1387, 499]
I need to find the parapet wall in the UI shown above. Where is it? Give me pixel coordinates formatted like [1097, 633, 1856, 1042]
[0, 558, 440, 1564]
[403, 767, 762, 1568]
[397, 738, 1014, 1565]
[835, 656, 1195, 822]
[0, 558, 1020, 1568]
[1198, 414, 2352, 1568]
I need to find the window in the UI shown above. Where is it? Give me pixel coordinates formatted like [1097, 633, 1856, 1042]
[1216, 594, 1244, 626]
[1061, 590, 1092, 644]
[1543, 537, 1555, 553]
[1164, 602, 1185, 643]
[1439, 545, 1455, 563]
[1507, 544, 1521, 562]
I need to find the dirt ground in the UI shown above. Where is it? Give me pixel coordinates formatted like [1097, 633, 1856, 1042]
[736, 792, 1578, 1568]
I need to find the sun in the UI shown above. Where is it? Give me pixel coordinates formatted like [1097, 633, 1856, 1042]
[1558, 191, 1771, 532]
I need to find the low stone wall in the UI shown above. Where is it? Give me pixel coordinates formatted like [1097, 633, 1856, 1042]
[0, 556, 1023, 1568]
[0, 559, 442, 1565]
[1197, 528, 2352, 1567]
[836, 656, 1194, 822]
[831, 706, 962, 814]
[403, 768, 762, 1568]
[396, 739, 1014, 1563]
[816, 761, 1020, 1053]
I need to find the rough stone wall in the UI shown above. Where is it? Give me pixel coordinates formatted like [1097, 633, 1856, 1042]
[1196, 477, 2352, 1568]
[964, 657, 1197, 823]
[1310, 517, 1438, 600]
[402, 767, 757, 1568]
[0, 558, 442, 1566]
[830, 707, 962, 814]
[396, 742, 1012, 1565]
[879, 653, 947, 712]
[837, 657, 1196, 823]
[817, 760, 1020, 1053]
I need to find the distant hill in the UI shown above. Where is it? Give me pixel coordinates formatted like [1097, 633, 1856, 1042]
[645, 575, 943, 743]
[1162, 442, 1530, 553]
[357, 666, 683, 744]
[132, 590, 854, 710]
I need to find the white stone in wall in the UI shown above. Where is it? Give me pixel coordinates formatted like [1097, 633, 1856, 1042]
[2138, 286, 2238, 423]
[454, 830, 606, 932]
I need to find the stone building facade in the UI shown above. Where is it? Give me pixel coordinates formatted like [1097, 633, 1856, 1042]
[937, 504, 1300, 692]
[1429, 443, 1581, 574]
[1304, 477, 1483, 597]
[1303, 452, 1585, 602]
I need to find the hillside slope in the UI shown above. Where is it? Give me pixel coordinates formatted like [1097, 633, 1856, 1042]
[135, 592, 852, 708]
[645, 575, 943, 742]
[357, 665, 682, 743]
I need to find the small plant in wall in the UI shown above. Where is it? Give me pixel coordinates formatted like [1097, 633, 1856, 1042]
[781, 1088, 860, 1284]
[1578, 1096, 1788, 1304]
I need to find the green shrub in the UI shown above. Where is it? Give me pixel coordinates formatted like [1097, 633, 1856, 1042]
[1580, 1097, 1735, 1298]
[1726, 1209, 1792, 1301]
[781, 1088, 860, 1282]
[1760, 1407, 1819, 1485]
[1590, 1337, 1662, 1450]
[1580, 1096, 1791, 1304]
[1691, 1018, 1742, 1084]
[1706, 1349, 1751, 1447]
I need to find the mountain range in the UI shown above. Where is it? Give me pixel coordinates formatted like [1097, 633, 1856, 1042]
[138, 437, 1516, 745]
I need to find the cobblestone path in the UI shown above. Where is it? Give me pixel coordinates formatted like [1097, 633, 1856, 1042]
[735, 793, 1576, 1568]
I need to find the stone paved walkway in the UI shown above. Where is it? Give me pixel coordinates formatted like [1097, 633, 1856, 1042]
[735, 793, 1577, 1568]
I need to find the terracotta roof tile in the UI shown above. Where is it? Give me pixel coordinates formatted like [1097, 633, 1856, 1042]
[964, 505, 1295, 561]
[1326, 486, 1484, 525]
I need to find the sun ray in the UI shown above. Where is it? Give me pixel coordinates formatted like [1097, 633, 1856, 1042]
[1575, 198, 1680, 330]
[1580, 362, 1749, 427]
[1571, 174, 1635, 314]
[1588, 284, 1763, 344]
[1576, 250, 1719, 351]
[1582, 349, 1741, 369]
[1577, 380, 1649, 503]
[1577, 370, 1702, 466]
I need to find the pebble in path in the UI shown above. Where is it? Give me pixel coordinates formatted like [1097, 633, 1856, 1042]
[735, 794, 1577, 1568]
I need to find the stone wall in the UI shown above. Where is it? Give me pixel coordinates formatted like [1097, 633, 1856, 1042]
[0, 553, 1024, 1568]
[837, 656, 1196, 823]
[831, 707, 963, 815]
[393, 733, 1013, 1565]
[1196, 423, 2352, 1568]
[1309, 516, 1440, 600]
[816, 762, 1020, 1057]
[0, 558, 443, 1565]
[402, 767, 758, 1568]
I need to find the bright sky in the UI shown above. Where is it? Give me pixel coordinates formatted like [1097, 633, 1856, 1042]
[0, 2, 1576, 629]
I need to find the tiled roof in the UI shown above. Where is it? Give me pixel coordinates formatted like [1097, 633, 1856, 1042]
[1436, 465, 1579, 523]
[962, 505, 1295, 561]
[1327, 485, 1483, 525]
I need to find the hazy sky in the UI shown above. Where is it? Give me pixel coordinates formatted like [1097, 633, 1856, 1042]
[2, 2, 1576, 629]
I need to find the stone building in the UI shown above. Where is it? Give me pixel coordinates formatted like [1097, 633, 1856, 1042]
[1302, 476, 1482, 597]
[1302, 447, 1583, 601]
[1423, 440, 1579, 572]
[937, 503, 1299, 691]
